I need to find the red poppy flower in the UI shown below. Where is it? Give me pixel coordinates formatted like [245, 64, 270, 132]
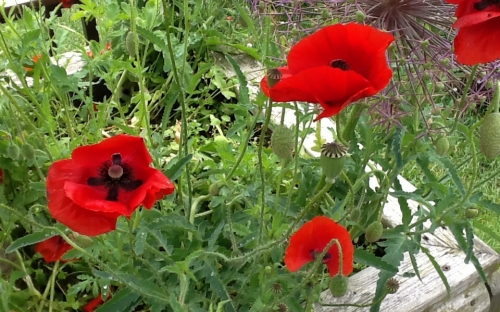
[24, 54, 42, 73]
[260, 23, 394, 121]
[46, 135, 175, 236]
[61, 0, 74, 8]
[35, 236, 73, 263]
[0, 168, 4, 184]
[446, 0, 500, 65]
[83, 292, 112, 312]
[284, 216, 354, 277]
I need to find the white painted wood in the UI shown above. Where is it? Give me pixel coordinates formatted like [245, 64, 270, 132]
[218, 53, 500, 312]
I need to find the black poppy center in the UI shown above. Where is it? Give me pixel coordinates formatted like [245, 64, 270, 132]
[87, 153, 143, 201]
[330, 59, 350, 71]
[474, 0, 500, 10]
[310, 249, 332, 263]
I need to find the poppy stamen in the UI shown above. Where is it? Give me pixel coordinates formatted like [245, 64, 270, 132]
[330, 59, 350, 71]
[87, 153, 143, 201]
[474, 0, 500, 10]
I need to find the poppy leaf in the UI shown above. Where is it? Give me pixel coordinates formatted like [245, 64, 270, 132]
[225, 54, 249, 107]
[135, 25, 167, 52]
[6, 231, 58, 253]
[408, 252, 422, 282]
[168, 293, 186, 312]
[203, 263, 236, 312]
[134, 228, 148, 256]
[430, 155, 465, 196]
[421, 246, 451, 296]
[354, 248, 398, 274]
[111, 272, 169, 303]
[95, 287, 141, 312]
[165, 154, 193, 181]
[465, 222, 474, 264]
[208, 221, 225, 250]
[393, 177, 412, 227]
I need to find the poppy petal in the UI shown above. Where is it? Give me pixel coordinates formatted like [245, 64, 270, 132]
[284, 216, 354, 276]
[287, 23, 394, 91]
[35, 236, 73, 263]
[71, 135, 153, 169]
[453, 11, 500, 28]
[453, 16, 500, 65]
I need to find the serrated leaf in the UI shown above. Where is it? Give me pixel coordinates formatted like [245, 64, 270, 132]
[208, 222, 225, 250]
[478, 199, 500, 214]
[203, 263, 236, 312]
[431, 155, 465, 195]
[165, 154, 193, 181]
[148, 229, 171, 255]
[391, 127, 403, 173]
[354, 248, 397, 273]
[225, 54, 249, 107]
[474, 221, 500, 244]
[149, 215, 199, 238]
[408, 252, 422, 282]
[393, 178, 411, 226]
[6, 231, 57, 253]
[134, 228, 148, 256]
[415, 154, 438, 183]
[92, 270, 114, 280]
[169, 293, 187, 312]
[96, 287, 141, 312]
[421, 246, 451, 295]
[465, 222, 475, 264]
[135, 26, 167, 51]
[113, 272, 168, 303]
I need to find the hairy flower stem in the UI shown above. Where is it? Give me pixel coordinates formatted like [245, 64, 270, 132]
[188, 195, 211, 241]
[342, 104, 365, 143]
[449, 64, 479, 135]
[258, 99, 273, 244]
[163, 0, 192, 209]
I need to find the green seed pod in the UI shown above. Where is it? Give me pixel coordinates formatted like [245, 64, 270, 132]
[6, 144, 20, 160]
[365, 220, 383, 243]
[480, 112, 500, 159]
[355, 10, 366, 23]
[271, 125, 294, 160]
[349, 208, 361, 222]
[125, 31, 138, 57]
[320, 142, 348, 184]
[20, 143, 35, 159]
[465, 207, 479, 219]
[329, 274, 348, 298]
[435, 137, 450, 156]
[385, 278, 399, 294]
[264, 265, 272, 276]
[209, 181, 222, 196]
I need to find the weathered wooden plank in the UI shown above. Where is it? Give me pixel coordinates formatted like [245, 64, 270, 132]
[217, 53, 500, 311]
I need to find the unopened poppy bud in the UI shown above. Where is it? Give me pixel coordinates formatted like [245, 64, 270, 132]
[271, 125, 294, 160]
[420, 39, 429, 50]
[20, 143, 35, 159]
[355, 10, 366, 23]
[441, 58, 450, 66]
[6, 144, 20, 160]
[329, 274, 348, 297]
[349, 208, 361, 222]
[267, 68, 282, 88]
[435, 82, 445, 91]
[71, 233, 94, 247]
[435, 136, 450, 156]
[385, 278, 399, 294]
[264, 265, 272, 276]
[209, 181, 223, 196]
[480, 112, 500, 159]
[365, 220, 383, 243]
[320, 142, 348, 184]
[465, 207, 479, 219]
[125, 31, 139, 57]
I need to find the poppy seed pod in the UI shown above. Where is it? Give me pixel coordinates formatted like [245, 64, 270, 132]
[435, 136, 450, 156]
[266, 68, 282, 88]
[271, 125, 294, 160]
[320, 142, 348, 184]
[480, 112, 500, 159]
[465, 207, 479, 219]
[365, 220, 383, 243]
[385, 278, 399, 294]
[329, 274, 349, 297]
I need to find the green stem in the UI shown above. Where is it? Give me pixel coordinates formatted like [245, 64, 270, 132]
[258, 99, 273, 244]
[48, 261, 59, 312]
[449, 64, 478, 135]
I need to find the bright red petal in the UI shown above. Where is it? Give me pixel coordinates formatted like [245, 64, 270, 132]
[287, 23, 394, 91]
[260, 66, 293, 97]
[83, 294, 104, 312]
[453, 11, 500, 28]
[454, 17, 500, 65]
[35, 236, 73, 263]
[270, 67, 373, 120]
[133, 169, 175, 209]
[284, 216, 354, 276]
[71, 135, 152, 170]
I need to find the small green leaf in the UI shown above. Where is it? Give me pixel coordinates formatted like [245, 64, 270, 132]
[6, 231, 57, 253]
[96, 287, 141, 312]
[408, 252, 422, 282]
[165, 154, 193, 181]
[393, 178, 411, 226]
[225, 54, 249, 107]
[421, 246, 451, 295]
[203, 262, 236, 312]
[430, 155, 465, 195]
[134, 228, 148, 256]
[208, 222, 225, 250]
[354, 248, 397, 273]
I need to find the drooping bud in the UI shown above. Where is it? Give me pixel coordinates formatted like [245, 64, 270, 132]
[480, 112, 500, 159]
[271, 125, 294, 160]
[329, 274, 349, 297]
[267, 68, 282, 88]
[385, 278, 399, 294]
[365, 220, 383, 243]
[349, 208, 361, 222]
[6, 144, 20, 160]
[465, 207, 479, 219]
[125, 31, 139, 57]
[435, 136, 450, 156]
[320, 142, 348, 184]
[20, 143, 35, 159]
